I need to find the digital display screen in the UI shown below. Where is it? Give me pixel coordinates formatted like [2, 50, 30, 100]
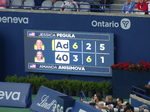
[24, 30, 114, 77]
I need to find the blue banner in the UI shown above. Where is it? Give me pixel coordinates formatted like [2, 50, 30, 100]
[30, 86, 67, 112]
[0, 12, 150, 79]
[0, 82, 32, 108]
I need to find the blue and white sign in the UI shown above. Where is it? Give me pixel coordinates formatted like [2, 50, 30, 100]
[0, 82, 32, 108]
[30, 86, 67, 112]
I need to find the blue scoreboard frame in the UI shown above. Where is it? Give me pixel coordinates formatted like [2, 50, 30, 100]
[24, 29, 114, 77]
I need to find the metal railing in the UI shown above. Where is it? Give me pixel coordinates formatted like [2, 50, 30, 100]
[131, 85, 150, 100]
[0, 3, 150, 14]
[0, 3, 111, 12]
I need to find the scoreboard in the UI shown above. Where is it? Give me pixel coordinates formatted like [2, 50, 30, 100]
[24, 30, 114, 77]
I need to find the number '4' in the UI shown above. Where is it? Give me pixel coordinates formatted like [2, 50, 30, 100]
[56, 54, 61, 61]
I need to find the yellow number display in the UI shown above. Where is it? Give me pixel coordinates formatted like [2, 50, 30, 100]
[72, 42, 78, 49]
[86, 56, 92, 62]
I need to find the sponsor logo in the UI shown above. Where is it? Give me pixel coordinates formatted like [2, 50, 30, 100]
[37, 95, 73, 112]
[91, 20, 119, 28]
[0, 16, 29, 24]
[120, 18, 131, 30]
[0, 91, 21, 100]
[37, 95, 57, 112]
[91, 18, 131, 30]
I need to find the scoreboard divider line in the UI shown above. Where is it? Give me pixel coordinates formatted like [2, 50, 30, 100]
[95, 41, 97, 66]
[81, 41, 83, 65]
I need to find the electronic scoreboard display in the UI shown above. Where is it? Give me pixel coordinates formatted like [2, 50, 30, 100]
[24, 30, 114, 77]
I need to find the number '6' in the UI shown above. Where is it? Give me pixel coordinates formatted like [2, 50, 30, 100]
[86, 56, 92, 62]
[72, 42, 78, 49]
